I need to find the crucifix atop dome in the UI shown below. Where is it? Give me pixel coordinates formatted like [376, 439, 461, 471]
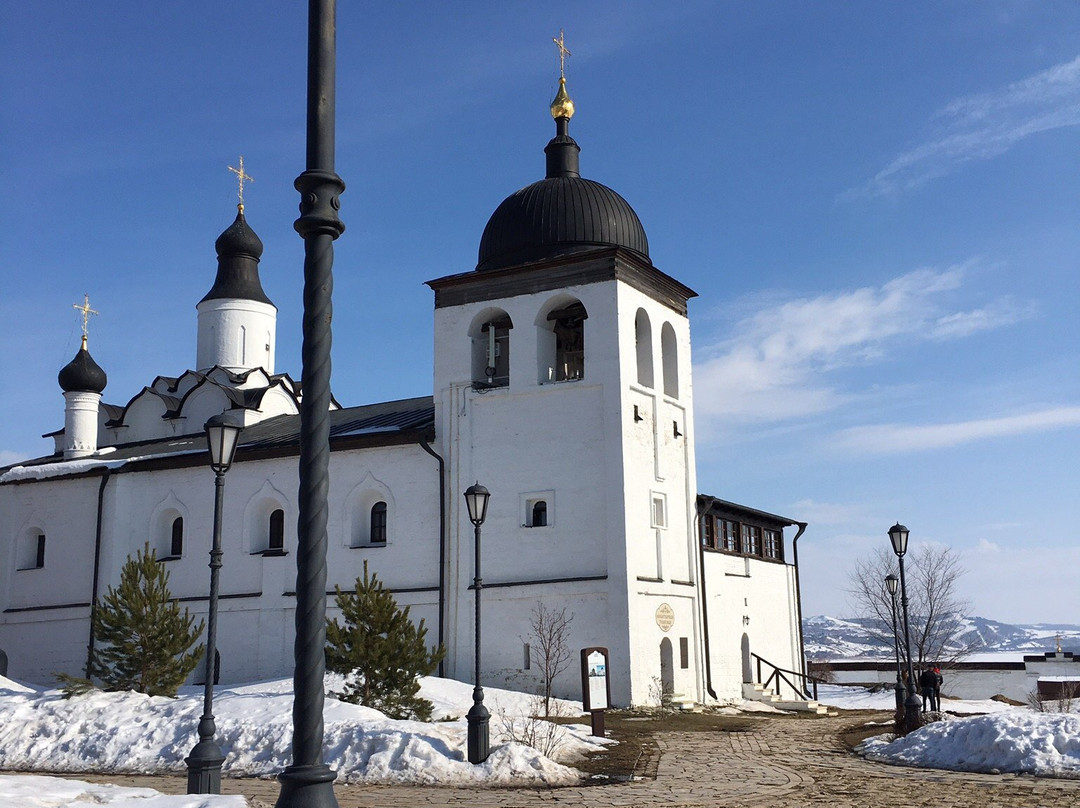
[72, 293, 99, 348]
[228, 156, 254, 213]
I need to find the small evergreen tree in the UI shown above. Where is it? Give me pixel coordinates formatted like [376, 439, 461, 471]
[87, 543, 205, 697]
[326, 561, 445, 720]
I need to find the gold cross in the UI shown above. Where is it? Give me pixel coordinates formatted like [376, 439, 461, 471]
[553, 29, 571, 79]
[228, 155, 254, 211]
[73, 294, 99, 341]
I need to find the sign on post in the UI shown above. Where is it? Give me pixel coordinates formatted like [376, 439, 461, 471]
[580, 647, 610, 737]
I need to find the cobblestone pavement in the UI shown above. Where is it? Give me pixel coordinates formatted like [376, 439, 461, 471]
[38, 713, 1080, 807]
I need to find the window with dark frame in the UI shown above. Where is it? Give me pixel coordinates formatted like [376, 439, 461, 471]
[35, 534, 45, 569]
[721, 519, 739, 552]
[702, 514, 717, 549]
[742, 524, 762, 556]
[370, 501, 387, 544]
[170, 516, 184, 557]
[764, 528, 782, 560]
[477, 317, 512, 387]
[679, 637, 689, 669]
[268, 509, 285, 551]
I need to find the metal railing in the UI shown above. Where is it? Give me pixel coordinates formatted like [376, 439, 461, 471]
[751, 653, 824, 701]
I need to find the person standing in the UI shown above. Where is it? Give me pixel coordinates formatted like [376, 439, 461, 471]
[933, 667, 943, 712]
[918, 667, 937, 712]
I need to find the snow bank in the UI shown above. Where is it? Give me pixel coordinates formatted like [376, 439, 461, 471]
[859, 712, 1080, 778]
[0, 676, 604, 787]
[0, 774, 246, 807]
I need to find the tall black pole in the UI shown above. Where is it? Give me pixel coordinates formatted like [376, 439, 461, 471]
[186, 471, 226, 794]
[466, 521, 490, 763]
[276, 1, 344, 806]
[889, 590, 904, 713]
[896, 554, 923, 734]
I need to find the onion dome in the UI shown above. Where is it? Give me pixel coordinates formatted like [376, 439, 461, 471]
[476, 78, 650, 272]
[58, 336, 107, 393]
[199, 206, 274, 306]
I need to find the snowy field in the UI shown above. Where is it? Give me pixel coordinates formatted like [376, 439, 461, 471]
[3, 677, 1080, 806]
[815, 683, 1080, 779]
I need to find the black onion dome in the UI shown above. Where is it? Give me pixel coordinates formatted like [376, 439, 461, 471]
[199, 208, 274, 306]
[58, 341, 107, 394]
[476, 117, 650, 272]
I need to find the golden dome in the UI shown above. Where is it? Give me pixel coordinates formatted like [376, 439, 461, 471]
[550, 77, 575, 120]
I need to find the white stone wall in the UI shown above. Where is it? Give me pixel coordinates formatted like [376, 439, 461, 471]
[702, 552, 802, 702]
[196, 298, 276, 374]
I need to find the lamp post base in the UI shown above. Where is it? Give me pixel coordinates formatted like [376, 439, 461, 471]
[185, 740, 224, 794]
[894, 679, 905, 712]
[466, 700, 490, 764]
[275, 763, 338, 808]
[901, 691, 923, 736]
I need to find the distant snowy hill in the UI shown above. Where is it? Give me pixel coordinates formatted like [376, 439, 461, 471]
[803, 615, 1080, 659]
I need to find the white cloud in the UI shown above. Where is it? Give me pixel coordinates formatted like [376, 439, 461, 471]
[850, 55, 1080, 197]
[692, 263, 1026, 432]
[789, 499, 870, 527]
[832, 407, 1080, 454]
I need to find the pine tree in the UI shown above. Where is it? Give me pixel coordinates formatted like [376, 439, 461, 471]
[325, 561, 445, 720]
[88, 542, 205, 697]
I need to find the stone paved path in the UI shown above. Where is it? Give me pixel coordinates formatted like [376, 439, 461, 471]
[36, 714, 1080, 807]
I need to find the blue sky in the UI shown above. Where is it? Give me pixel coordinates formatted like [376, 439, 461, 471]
[3, 3, 1078, 625]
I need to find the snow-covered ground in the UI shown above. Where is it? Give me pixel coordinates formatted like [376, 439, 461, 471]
[0, 672, 608, 805]
[816, 683, 1080, 779]
[3, 677, 1079, 807]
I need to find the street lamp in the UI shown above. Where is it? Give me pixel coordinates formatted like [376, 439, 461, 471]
[464, 482, 491, 764]
[888, 522, 923, 735]
[884, 574, 904, 712]
[186, 413, 242, 793]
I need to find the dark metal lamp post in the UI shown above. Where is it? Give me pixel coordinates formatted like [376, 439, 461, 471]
[888, 522, 923, 735]
[464, 482, 491, 764]
[884, 573, 904, 713]
[186, 413, 242, 794]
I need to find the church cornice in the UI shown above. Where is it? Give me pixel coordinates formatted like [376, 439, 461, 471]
[427, 247, 697, 316]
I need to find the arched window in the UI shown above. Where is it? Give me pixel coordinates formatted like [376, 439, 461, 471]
[17, 531, 46, 571]
[661, 322, 679, 399]
[531, 500, 547, 527]
[635, 309, 653, 387]
[268, 509, 285, 552]
[548, 302, 586, 381]
[170, 517, 184, 557]
[369, 502, 387, 544]
[472, 312, 513, 388]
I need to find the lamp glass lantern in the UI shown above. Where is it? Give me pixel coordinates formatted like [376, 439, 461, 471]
[885, 573, 899, 596]
[888, 522, 909, 557]
[464, 482, 490, 527]
[205, 414, 242, 475]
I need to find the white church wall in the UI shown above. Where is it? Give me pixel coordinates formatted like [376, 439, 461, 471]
[702, 551, 802, 701]
[196, 298, 276, 374]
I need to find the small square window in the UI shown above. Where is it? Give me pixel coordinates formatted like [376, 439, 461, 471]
[521, 491, 554, 528]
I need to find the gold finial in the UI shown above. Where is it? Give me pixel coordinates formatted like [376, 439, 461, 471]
[228, 155, 254, 213]
[73, 294, 99, 348]
[550, 30, 575, 120]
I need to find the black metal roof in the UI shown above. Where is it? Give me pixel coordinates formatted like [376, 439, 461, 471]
[199, 208, 274, 307]
[5, 396, 435, 479]
[58, 343, 107, 394]
[696, 494, 803, 528]
[476, 115, 650, 273]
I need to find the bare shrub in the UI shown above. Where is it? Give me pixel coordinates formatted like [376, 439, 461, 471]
[496, 694, 571, 758]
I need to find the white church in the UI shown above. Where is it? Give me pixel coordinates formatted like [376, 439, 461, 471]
[0, 76, 810, 708]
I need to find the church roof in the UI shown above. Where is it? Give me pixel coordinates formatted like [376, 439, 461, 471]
[476, 83, 650, 273]
[3, 396, 435, 480]
[58, 339, 107, 394]
[199, 207, 274, 307]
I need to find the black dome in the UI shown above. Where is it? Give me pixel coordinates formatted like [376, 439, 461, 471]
[59, 343, 107, 394]
[200, 208, 274, 306]
[476, 116, 650, 272]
